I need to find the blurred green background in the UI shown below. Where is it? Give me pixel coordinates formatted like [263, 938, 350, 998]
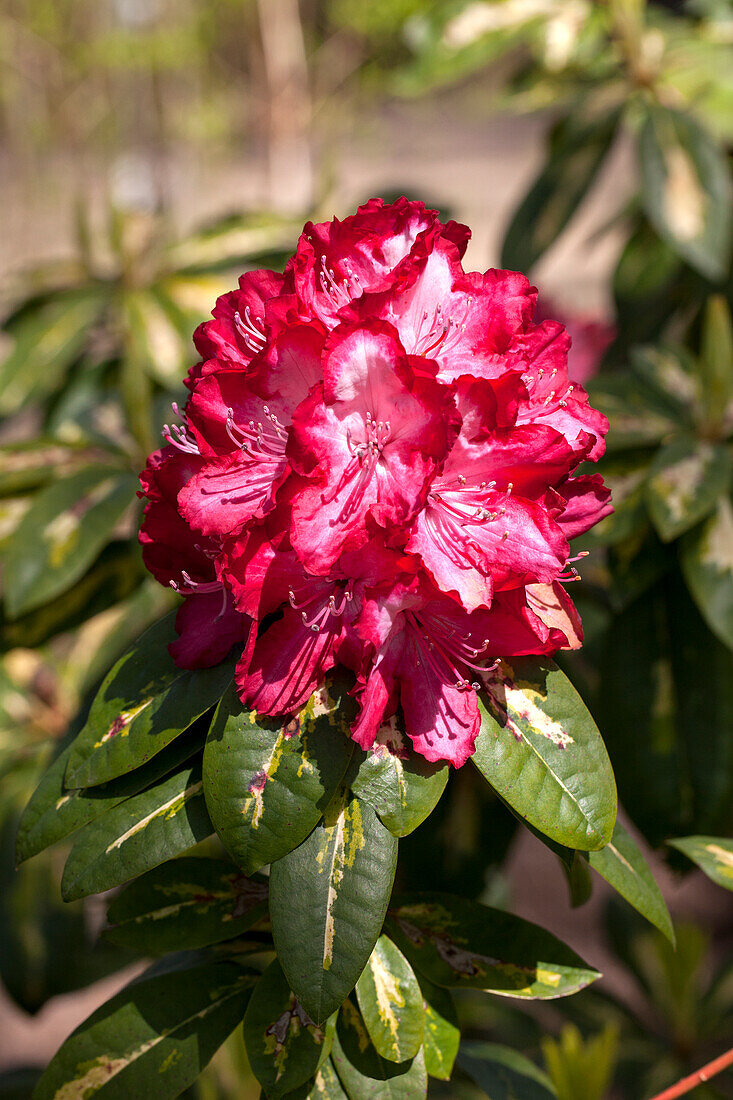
[1, 2, 732, 1098]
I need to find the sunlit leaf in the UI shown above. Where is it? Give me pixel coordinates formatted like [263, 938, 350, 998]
[355, 935, 424, 1064]
[668, 835, 733, 891]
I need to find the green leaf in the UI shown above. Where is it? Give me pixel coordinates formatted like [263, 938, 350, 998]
[668, 835, 733, 891]
[1, 466, 136, 619]
[16, 725, 203, 864]
[699, 295, 733, 432]
[580, 452, 650, 549]
[680, 496, 733, 650]
[630, 344, 699, 423]
[350, 731, 448, 837]
[306, 1059, 350, 1099]
[0, 440, 88, 497]
[586, 372, 680, 452]
[472, 658, 617, 851]
[204, 680, 355, 875]
[416, 976, 459, 1082]
[60, 762, 213, 901]
[355, 935, 424, 1064]
[501, 108, 620, 272]
[33, 958, 256, 1100]
[386, 893, 600, 999]
[0, 289, 105, 415]
[331, 1004, 427, 1100]
[244, 958, 336, 1098]
[105, 856, 268, 954]
[645, 436, 730, 542]
[587, 822, 674, 943]
[639, 105, 732, 280]
[458, 1041, 557, 1100]
[65, 613, 235, 788]
[269, 789, 398, 1024]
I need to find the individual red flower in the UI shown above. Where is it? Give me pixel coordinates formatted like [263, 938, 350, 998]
[139, 197, 611, 767]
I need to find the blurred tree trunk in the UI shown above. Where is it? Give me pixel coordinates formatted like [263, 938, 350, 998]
[256, 0, 313, 214]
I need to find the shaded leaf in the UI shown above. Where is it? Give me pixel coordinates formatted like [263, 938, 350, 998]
[355, 935, 424, 1064]
[587, 822, 674, 943]
[680, 496, 733, 650]
[645, 436, 730, 542]
[350, 728, 448, 837]
[331, 1004, 427, 1100]
[66, 613, 235, 788]
[0, 440, 89, 497]
[458, 1040, 557, 1100]
[61, 762, 213, 901]
[502, 108, 620, 272]
[306, 1059, 349, 1099]
[33, 958, 256, 1100]
[105, 856, 268, 954]
[2, 466, 136, 619]
[639, 105, 732, 280]
[587, 372, 682, 452]
[244, 958, 336, 1098]
[204, 680, 355, 876]
[269, 789, 398, 1024]
[386, 893, 600, 999]
[16, 725, 203, 864]
[472, 657, 617, 851]
[668, 835, 733, 891]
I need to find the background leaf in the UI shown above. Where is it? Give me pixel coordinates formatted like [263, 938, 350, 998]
[668, 835, 733, 891]
[680, 496, 733, 650]
[458, 1040, 557, 1100]
[645, 436, 730, 542]
[269, 789, 398, 1024]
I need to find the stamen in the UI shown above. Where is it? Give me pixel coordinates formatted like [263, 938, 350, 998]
[234, 307, 267, 353]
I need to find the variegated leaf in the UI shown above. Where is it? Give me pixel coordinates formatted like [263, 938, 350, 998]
[355, 935, 424, 1064]
[680, 496, 733, 650]
[668, 835, 733, 891]
[332, 1001, 427, 1100]
[418, 976, 459, 1081]
[645, 436, 730, 542]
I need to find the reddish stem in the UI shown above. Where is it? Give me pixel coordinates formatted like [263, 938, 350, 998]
[648, 1047, 733, 1100]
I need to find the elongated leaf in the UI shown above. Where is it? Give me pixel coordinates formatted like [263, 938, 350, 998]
[587, 822, 674, 943]
[307, 1059, 349, 1099]
[0, 440, 88, 497]
[502, 108, 620, 272]
[244, 959, 336, 1098]
[472, 658, 617, 851]
[33, 958, 256, 1100]
[270, 789, 398, 1024]
[355, 935, 424, 1064]
[580, 452, 650, 549]
[106, 857, 268, 954]
[331, 1003, 427, 1100]
[645, 436, 730, 542]
[458, 1041, 557, 1100]
[587, 373, 681, 452]
[418, 976, 459, 1081]
[386, 893, 600, 999]
[61, 762, 213, 901]
[639, 105, 732, 280]
[700, 295, 733, 432]
[16, 725, 203, 864]
[630, 344, 699, 422]
[680, 496, 733, 650]
[2, 466, 136, 619]
[66, 613, 235, 787]
[204, 680, 355, 875]
[350, 729, 448, 837]
[668, 835, 733, 891]
[0, 289, 105, 415]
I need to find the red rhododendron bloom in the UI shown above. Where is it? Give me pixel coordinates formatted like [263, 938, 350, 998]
[140, 197, 612, 767]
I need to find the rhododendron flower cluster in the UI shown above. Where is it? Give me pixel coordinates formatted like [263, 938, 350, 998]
[139, 198, 611, 766]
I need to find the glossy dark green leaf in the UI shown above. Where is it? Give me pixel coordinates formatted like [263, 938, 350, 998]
[355, 935, 424, 1064]
[16, 725, 203, 864]
[639, 105, 732, 280]
[105, 856, 268, 953]
[66, 613, 235, 788]
[668, 835, 733, 891]
[386, 893, 600, 999]
[458, 1041, 557, 1100]
[244, 958, 336, 1098]
[416, 975, 459, 1082]
[645, 436, 730, 542]
[0, 289, 104, 415]
[331, 1003, 427, 1100]
[501, 108, 620, 272]
[306, 1059, 349, 1099]
[61, 762, 213, 901]
[2, 465, 136, 619]
[204, 680, 355, 875]
[270, 789, 398, 1024]
[680, 497, 733, 650]
[350, 731, 448, 837]
[472, 657, 617, 851]
[587, 822, 674, 943]
[33, 958, 256, 1100]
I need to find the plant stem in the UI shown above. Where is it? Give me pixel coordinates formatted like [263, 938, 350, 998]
[648, 1047, 733, 1100]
